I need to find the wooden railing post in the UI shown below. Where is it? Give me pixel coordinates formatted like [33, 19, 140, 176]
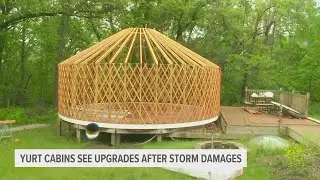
[279, 88, 283, 117]
[291, 90, 294, 109]
[305, 92, 310, 116]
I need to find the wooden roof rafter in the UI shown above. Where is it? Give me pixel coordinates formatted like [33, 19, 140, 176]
[61, 28, 219, 68]
[142, 28, 159, 65]
[148, 29, 186, 65]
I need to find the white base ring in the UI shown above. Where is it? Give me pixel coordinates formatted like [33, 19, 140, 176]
[58, 114, 219, 130]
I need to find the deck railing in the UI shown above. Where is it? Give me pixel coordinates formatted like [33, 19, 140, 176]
[282, 91, 310, 115]
[244, 87, 310, 115]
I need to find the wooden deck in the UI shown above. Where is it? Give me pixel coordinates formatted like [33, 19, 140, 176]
[220, 106, 319, 136]
[220, 106, 318, 127]
[170, 106, 320, 147]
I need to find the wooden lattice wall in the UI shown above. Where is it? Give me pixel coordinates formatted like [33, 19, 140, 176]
[58, 28, 221, 125]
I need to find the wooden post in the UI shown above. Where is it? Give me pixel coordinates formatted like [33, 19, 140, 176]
[139, 29, 143, 124]
[157, 134, 162, 142]
[111, 133, 121, 146]
[170, 65, 173, 116]
[305, 92, 310, 116]
[155, 65, 158, 122]
[279, 88, 283, 117]
[76, 125, 81, 143]
[108, 65, 112, 121]
[278, 119, 287, 135]
[124, 65, 128, 122]
[117, 134, 121, 145]
[139, 64, 143, 123]
[57, 117, 62, 136]
[111, 133, 116, 146]
[94, 64, 99, 122]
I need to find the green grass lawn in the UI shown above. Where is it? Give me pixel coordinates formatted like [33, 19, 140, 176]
[1, 121, 319, 180]
[0, 127, 200, 180]
[0, 105, 319, 180]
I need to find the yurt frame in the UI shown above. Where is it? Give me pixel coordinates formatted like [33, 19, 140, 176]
[58, 28, 221, 135]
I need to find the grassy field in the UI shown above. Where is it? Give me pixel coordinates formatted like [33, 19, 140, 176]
[0, 126, 201, 180]
[1, 106, 319, 180]
[1, 123, 319, 180]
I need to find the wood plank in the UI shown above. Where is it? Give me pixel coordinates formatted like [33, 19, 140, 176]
[271, 101, 300, 114]
[142, 28, 158, 65]
[145, 29, 173, 64]
[124, 29, 138, 63]
[255, 104, 273, 106]
[0, 120, 16, 124]
[0, 124, 49, 132]
[287, 125, 320, 147]
[109, 29, 136, 63]
[307, 117, 320, 124]
[243, 108, 260, 115]
[95, 28, 134, 64]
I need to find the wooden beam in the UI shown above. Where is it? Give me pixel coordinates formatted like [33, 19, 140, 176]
[63, 29, 128, 64]
[95, 28, 134, 64]
[139, 28, 143, 64]
[124, 28, 138, 64]
[0, 120, 16, 124]
[142, 28, 158, 65]
[109, 29, 136, 64]
[145, 29, 173, 65]
[151, 29, 200, 67]
[148, 29, 186, 65]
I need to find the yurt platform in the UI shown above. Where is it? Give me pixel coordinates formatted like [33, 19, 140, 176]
[58, 106, 320, 147]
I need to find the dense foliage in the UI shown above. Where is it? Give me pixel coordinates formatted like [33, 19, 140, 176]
[0, 0, 319, 107]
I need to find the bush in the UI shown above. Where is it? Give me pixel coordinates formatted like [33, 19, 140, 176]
[284, 144, 308, 174]
[309, 101, 320, 119]
[0, 107, 56, 125]
[0, 108, 26, 124]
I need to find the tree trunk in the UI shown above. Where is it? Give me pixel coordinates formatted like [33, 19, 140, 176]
[19, 25, 26, 106]
[175, 12, 184, 41]
[39, 58, 43, 103]
[0, 31, 4, 107]
[89, 19, 102, 41]
[108, 15, 115, 33]
[58, 14, 69, 62]
[0, 30, 5, 85]
[241, 65, 249, 98]
[55, 12, 69, 106]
